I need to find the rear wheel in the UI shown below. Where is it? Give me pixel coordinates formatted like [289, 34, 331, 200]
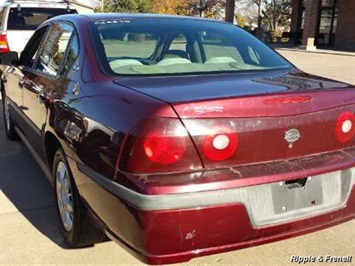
[1, 91, 19, 140]
[53, 148, 105, 247]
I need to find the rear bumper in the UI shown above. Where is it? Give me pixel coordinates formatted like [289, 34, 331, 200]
[75, 161, 355, 265]
[127, 189, 355, 265]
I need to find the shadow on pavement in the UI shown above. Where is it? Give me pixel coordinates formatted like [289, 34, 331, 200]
[0, 101, 69, 249]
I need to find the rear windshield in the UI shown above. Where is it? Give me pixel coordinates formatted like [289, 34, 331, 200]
[90, 18, 292, 76]
[8, 7, 77, 30]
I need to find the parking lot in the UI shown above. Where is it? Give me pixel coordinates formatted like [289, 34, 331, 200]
[1, 50, 354, 265]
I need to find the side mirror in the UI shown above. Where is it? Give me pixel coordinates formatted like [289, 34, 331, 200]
[0, 52, 19, 65]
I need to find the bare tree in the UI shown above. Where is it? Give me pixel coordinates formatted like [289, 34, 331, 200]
[186, 0, 225, 18]
[236, 0, 291, 36]
[262, 0, 292, 34]
[235, 0, 262, 35]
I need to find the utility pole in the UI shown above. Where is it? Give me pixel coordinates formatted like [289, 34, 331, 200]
[225, 0, 235, 24]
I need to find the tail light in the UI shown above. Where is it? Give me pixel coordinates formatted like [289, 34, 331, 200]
[183, 119, 240, 168]
[143, 129, 186, 164]
[202, 126, 239, 161]
[118, 118, 203, 174]
[0, 34, 10, 53]
[335, 112, 355, 143]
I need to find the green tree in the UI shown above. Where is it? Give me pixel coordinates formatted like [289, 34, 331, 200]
[103, 0, 152, 13]
[235, 15, 247, 27]
[152, 0, 188, 15]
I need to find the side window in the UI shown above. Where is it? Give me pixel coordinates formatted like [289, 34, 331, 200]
[248, 46, 261, 65]
[35, 23, 74, 76]
[20, 26, 49, 67]
[168, 33, 187, 52]
[63, 33, 79, 72]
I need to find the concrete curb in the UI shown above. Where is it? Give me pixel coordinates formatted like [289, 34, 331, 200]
[275, 47, 355, 57]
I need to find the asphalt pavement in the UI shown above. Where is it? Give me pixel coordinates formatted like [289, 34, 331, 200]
[0, 50, 354, 265]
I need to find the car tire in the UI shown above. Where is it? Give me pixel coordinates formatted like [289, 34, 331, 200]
[1, 91, 19, 140]
[53, 148, 106, 248]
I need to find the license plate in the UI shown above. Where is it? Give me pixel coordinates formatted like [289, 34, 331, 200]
[246, 169, 353, 227]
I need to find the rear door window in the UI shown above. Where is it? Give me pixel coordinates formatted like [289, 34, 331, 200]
[7, 7, 76, 30]
[19, 26, 50, 67]
[35, 23, 75, 76]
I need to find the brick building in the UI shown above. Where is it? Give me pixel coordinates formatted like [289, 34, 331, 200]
[290, 0, 355, 51]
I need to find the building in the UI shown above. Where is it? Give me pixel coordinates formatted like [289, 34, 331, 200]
[290, 0, 355, 51]
[72, 2, 95, 14]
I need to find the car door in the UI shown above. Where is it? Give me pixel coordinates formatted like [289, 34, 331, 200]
[21, 22, 76, 158]
[2, 25, 49, 135]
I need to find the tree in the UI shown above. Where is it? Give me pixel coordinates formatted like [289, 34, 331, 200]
[235, 14, 247, 27]
[102, 0, 152, 13]
[152, 0, 226, 19]
[185, 0, 225, 18]
[237, 0, 262, 35]
[152, 0, 188, 15]
[262, 0, 292, 34]
[225, 0, 235, 23]
[237, 0, 292, 36]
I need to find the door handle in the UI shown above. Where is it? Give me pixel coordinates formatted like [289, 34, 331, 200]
[39, 92, 46, 103]
[4, 66, 15, 75]
[2, 66, 15, 83]
[38, 91, 48, 104]
[18, 78, 25, 89]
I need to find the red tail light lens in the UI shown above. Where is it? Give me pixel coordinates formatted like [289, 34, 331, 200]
[144, 130, 187, 164]
[335, 112, 355, 143]
[119, 118, 202, 174]
[202, 126, 239, 161]
[183, 119, 240, 168]
[0, 34, 10, 53]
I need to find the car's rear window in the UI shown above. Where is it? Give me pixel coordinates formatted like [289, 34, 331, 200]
[91, 18, 292, 76]
[8, 7, 76, 30]
[100, 29, 158, 59]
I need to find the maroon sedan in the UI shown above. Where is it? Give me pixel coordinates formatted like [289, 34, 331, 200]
[0, 14, 354, 264]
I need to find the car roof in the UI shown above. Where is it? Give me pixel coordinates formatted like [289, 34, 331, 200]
[55, 13, 228, 25]
[1, 0, 75, 9]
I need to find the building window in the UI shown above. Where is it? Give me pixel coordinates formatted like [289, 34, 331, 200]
[317, 0, 338, 47]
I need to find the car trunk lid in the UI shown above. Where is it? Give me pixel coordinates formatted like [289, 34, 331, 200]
[115, 70, 355, 169]
[179, 94, 355, 168]
[114, 69, 352, 103]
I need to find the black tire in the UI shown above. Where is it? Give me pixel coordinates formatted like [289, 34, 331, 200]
[1, 91, 19, 140]
[53, 148, 105, 248]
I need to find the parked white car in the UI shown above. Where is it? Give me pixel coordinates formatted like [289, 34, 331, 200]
[0, 0, 77, 54]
